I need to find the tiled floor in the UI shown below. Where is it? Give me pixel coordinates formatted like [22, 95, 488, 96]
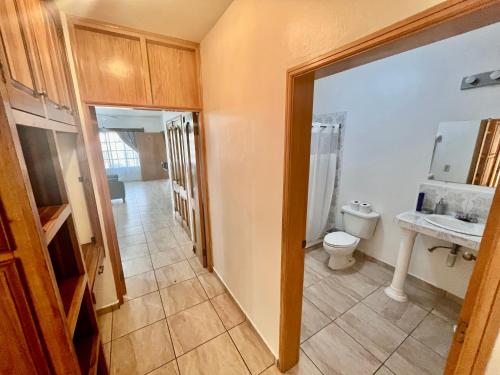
[301, 248, 462, 375]
[101, 180, 309, 374]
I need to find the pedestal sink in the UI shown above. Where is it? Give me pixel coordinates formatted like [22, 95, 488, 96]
[384, 211, 483, 302]
[424, 215, 484, 237]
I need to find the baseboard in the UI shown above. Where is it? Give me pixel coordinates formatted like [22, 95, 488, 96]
[96, 300, 120, 315]
[212, 268, 279, 361]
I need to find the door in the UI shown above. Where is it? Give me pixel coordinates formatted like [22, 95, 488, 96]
[0, 260, 51, 375]
[183, 113, 206, 266]
[166, 116, 190, 232]
[136, 132, 168, 181]
[0, 0, 45, 116]
[23, 0, 74, 124]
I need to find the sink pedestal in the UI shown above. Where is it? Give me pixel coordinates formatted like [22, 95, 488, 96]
[384, 228, 417, 302]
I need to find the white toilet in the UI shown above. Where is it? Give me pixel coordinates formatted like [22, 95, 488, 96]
[323, 205, 380, 270]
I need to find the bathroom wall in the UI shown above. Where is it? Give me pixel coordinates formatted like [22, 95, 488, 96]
[200, 0, 443, 355]
[313, 22, 500, 298]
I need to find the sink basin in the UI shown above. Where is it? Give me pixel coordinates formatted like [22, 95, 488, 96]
[424, 214, 484, 237]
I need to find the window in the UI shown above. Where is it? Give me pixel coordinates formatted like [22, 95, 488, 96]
[99, 131, 140, 169]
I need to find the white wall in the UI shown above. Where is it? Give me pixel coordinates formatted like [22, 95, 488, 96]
[313, 22, 500, 298]
[201, 0, 443, 356]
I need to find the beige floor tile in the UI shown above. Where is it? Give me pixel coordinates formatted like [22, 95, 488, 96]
[98, 312, 112, 344]
[146, 229, 179, 249]
[432, 296, 462, 323]
[148, 361, 180, 375]
[198, 272, 226, 298]
[261, 350, 321, 375]
[120, 243, 150, 261]
[374, 366, 395, 375]
[302, 322, 381, 375]
[142, 219, 172, 232]
[112, 292, 165, 338]
[307, 249, 330, 263]
[110, 320, 175, 375]
[229, 321, 274, 374]
[124, 271, 158, 300]
[305, 256, 333, 278]
[353, 257, 393, 285]
[170, 226, 192, 245]
[404, 281, 442, 311]
[177, 333, 249, 375]
[119, 233, 147, 248]
[211, 293, 245, 329]
[151, 248, 185, 269]
[178, 243, 196, 259]
[303, 277, 358, 319]
[188, 257, 208, 276]
[412, 313, 454, 358]
[160, 278, 208, 316]
[327, 269, 379, 300]
[116, 224, 144, 238]
[300, 298, 331, 343]
[155, 260, 196, 289]
[303, 265, 323, 288]
[103, 342, 111, 370]
[122, 255, 153, 278]
[385, 336, 445, 375]
[168, 301, 225, 356]
[363, 287, 428, 333]
[336, 303, 407, 361]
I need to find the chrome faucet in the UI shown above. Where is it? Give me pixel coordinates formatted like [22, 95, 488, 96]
[455, 212, 479, 223]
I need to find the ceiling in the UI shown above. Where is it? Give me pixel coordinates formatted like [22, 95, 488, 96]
[55, 0, 233, 42]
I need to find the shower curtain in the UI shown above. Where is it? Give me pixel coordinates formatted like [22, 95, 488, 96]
[306, 123, 340, 245]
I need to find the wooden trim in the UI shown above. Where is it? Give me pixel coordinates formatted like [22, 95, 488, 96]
[83, 105, 126, 303]
[82, 100, 202, 113]
[66, 15, 199, 50]
[12, 109, 78, 133]
[279, 0, 500, 372]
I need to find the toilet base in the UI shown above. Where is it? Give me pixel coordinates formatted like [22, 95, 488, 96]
[328, 254, 356, 270]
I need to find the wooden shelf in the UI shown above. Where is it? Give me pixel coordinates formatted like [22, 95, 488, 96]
[12, 109, 78, 134]
[82, 243, 103, 291]
[38, 204, 71, 244]
[74, 332, 100, 375]
[59, 274, 87, 337]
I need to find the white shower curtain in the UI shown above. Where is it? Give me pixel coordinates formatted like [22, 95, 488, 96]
[306, 123, 340, 244]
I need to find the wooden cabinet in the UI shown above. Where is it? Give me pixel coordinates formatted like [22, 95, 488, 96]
[72, 26, 149, 105]
[0, 0, 76, 124]
[0, 0, 45, 116]
[147, 41, 200, 108]
[69, 18, 201, 110]
[0, 260, 51, 375]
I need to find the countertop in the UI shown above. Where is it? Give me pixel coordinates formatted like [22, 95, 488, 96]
[395, 211, 481, 251]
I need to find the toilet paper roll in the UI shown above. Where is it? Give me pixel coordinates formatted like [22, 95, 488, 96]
[359, 202, 372, 214]
[350, 200, 360, 211]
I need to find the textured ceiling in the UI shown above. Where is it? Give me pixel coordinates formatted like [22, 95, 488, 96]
[55, 0, 233, 42]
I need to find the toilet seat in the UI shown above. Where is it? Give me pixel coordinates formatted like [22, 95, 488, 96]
[324, 231, 359, 247]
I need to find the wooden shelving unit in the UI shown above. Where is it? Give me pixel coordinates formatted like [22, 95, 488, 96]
[14, 123, 106, 373]
[38, 204, 71, 244]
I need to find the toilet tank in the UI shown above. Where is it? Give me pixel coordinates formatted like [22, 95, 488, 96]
[341, 205, 380, 239]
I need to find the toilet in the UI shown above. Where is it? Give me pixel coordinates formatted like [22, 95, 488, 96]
[323, 205, 380, 270]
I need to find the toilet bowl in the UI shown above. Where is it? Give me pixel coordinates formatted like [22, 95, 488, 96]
[323, 232, 360, 270]
[323, 205, 380, 270]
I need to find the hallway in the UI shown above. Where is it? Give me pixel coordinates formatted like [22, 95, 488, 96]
[100, 180, 286, 374]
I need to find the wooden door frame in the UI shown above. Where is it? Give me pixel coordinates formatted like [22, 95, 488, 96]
[81, 104, 213, 304]
[279, 0, 500, 372]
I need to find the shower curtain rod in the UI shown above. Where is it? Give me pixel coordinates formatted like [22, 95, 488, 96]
[312, 122, 341, 129]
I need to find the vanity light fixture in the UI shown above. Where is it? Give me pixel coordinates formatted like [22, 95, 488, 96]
[461, 69, 500, 89]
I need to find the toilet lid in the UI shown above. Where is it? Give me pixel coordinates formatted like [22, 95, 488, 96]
[324, 232, 358, 247]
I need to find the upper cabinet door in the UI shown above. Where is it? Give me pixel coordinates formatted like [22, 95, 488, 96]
[73, 26, 149, 105]
[0, 0, 45, 116]
[147, 41, 200, 109]
[22, 0, 75, 124]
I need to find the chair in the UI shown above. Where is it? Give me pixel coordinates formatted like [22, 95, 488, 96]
[107, 174, 126, 202]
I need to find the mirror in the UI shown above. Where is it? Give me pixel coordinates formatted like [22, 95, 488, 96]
[429, 119, 500, 187]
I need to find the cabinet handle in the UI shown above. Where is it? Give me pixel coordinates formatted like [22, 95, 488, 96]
[35, 90, 47, 98]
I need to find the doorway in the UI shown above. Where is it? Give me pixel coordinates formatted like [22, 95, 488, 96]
[83, 105, 210, 304]
[279, 1, 500, 374]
